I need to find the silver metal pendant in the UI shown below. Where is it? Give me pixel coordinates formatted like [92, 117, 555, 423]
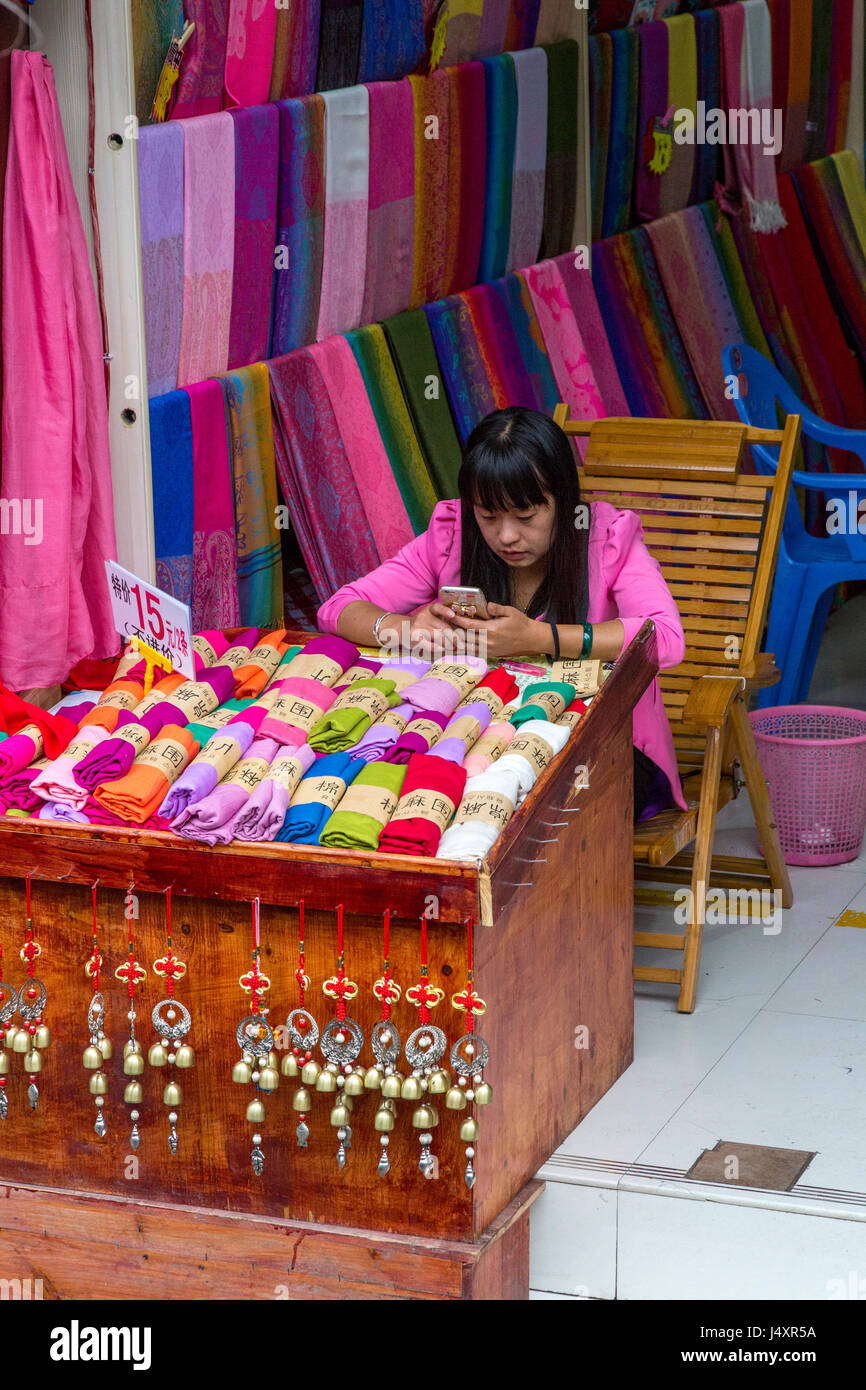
[464, 1157, 476, 1189]
[0, 1090, 7, 1121]
[0, 979, 19, 1037]
[27, 1082, 38, 1111]
[450, 1033, 490, 1077]
[286, 1007, 319, 1052]
[320, 1016, 364, 1067]
[336, 1127, 348, 1171]
[130, 1113, 141, 1152]
[418, 1130, 434, 1177]
[251, 1142, 264, 1176]
[18, 978, 47, 1026]
[236, 1013, 274, 1060]
[168, 1115, 178, 1156]
[378, 1138, 391, 1177]
[371, 1018, 401, 1070]
[152, 998, 191, 1043]
[406, 1023, 448, 1072]
[296, 1120, 309, 1148]
[87, 991, 105, 1039]
[94, 1110, 106, 1138]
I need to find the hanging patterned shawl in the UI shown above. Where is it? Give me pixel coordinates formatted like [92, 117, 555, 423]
[224, 0, 278, 109]
[176, 113, 235, 386]
[478, 0, 510, 57]
[317, 85, 369, 341]
[131, 0, 184, 125]
[536, 0, 582, 43]
[228, 104, 279, 371]
[690, 8, 722, 205]
[444, 60, 487, 295]
[718, 0, 786, 232]
[441, 0, 483, 66]
[489, 273, 561, 414]
[658, 14, 697, 218]
[222, 364, 283, 628]
[588, 35, 612, 243]
[634, 21, 668, 225]
[601, 27, 638, 237]
[139, 123, 184, 397]
[592, 237, 674, 418]
[270, 95, 325, 356]
[186, 378, 240, 629]
[410, 71, 451, 306]
[523, 259, 607, 421]
[554, 253, 630, 415]
[507, 47, 547, 273]
[478, 54, 518, 283]
[505, 0, 541, 49]
[150, 390, 195, 608]
[540, 40, 579, 258]
[382, 308, 464, 498]
[173, 0, 228, 117]
[270, 0, 321, 100]
[460, 283, 539, 410]
[362, 79, 415, 324]
[316, 0, 363, 91]
[357, 0, 427, 82]
[425, 295, 499, 444]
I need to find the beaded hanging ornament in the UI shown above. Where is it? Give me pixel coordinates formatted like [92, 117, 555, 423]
[282, 899, 320, 1149]
[232, 898, 278, 1176]
[366, 909, 403, 1178]
[82, 882, 113, 1137]
[318, 905, 365, 1171]
[447, 916, 492, 1190]
[12, 875, 52, 1111]
[115, 902, 148, 1151]
[147, 887, 194, 1155]
[0, 935, 18, 1119]
[403, 914, 448, 1178]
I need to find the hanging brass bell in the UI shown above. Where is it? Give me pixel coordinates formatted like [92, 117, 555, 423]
[459, 1117, 479, 1143]
[257, 1066, 279, 1092]
[292, 1086, 312, 1113]
[381, 1072, 403, 1099]
[445, 1086, 467, 1110]
[123, 1039, 142, 1058]
[427, 1105, 439, 1128]
[232, 1060, 252, 1084]
[23, 1050, 41, 1073]
[374, 1105, 395, 1133]
[412, 1104, 434, 1129]
[174, 1044, 195, 1069]
[382, 1097, 397, 1116]
[123, 1080, 143, 1104]
[82, 1045, 102, 1070]
[97, 1035, 113, 1060]
[246, 1098, 266, 1123]
[281, 1053, 299, 1077]
[427, 1068, 450, 1094]
[267, 1050, 279, 1070]
[301, 1059, 321, 1085]
[474, 1082, 493, 1106]
[401, 1075, 423, 1101]
[343, 1072, 364, 1096]
[2, 1028, 15, 1050]
[329, 1102, 350, 1127]
[364, 1065, 383, 1090]
[163, 1081, 182, 1107]
[315, 1069, 337, 1093]
[124, 1052, 145, 1076]
[34, 1025, 52, 1050]
[12, 1029, 30, 1054]
[148, 1043, 167, 1067]
[88, 1070, 108, 1095]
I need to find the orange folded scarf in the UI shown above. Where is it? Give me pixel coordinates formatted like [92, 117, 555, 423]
[92, 724, 199, 824]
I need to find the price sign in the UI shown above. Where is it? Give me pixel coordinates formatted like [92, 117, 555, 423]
[105, 560, 194, 680]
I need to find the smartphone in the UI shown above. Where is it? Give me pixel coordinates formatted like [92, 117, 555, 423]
[438, 585, 490, 620]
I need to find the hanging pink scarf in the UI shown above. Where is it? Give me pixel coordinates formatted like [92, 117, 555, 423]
[362, 80, 415, 325]
[719, 0, 786, 232]
[173, 0, 229, 117]
[224, 0, 278, 109]
[316, 86, 370, 342]
[185, 379, 240, 629]
[0, 53, 118, 690]
[523, 260, 607, 420]
[177, 113, 235, 386]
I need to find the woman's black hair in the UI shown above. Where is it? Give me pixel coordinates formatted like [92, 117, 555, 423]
[457, 407, 589, 625]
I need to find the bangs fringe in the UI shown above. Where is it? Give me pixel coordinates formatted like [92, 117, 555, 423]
[464, 444, 550, 514]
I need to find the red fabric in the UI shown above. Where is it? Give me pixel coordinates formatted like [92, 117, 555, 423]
[564, 697, 587, 715]
[378, 751, 467, 857]
[476, 667, 520, 706]
[0, 683, 78, 757]
[63, 652, 122, 693]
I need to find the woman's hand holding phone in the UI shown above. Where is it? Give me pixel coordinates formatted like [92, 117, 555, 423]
[446, 603, 549, 659]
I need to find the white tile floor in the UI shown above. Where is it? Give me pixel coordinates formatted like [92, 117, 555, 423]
[528, 594, 866, 1300]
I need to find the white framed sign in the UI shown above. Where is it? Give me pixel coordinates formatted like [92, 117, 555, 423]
[105, 560, 194, 680]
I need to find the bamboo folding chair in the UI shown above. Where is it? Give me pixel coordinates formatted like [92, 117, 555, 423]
[553, 409, 800, 1013]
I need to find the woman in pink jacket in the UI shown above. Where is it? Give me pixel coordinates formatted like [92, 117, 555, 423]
[318, 407, 686, 819]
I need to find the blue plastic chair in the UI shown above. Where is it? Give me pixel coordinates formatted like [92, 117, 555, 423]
[722, 345, 866, 708]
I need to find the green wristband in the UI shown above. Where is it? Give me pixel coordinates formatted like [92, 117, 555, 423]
[581, 622, 593, 658]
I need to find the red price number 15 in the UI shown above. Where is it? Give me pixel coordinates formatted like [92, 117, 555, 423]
[129, 583, 165, 642]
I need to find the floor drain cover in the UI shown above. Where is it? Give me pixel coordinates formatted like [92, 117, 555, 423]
[685, 1141, 815, 1192]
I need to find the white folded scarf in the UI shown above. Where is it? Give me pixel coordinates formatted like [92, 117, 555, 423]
[437, 764, 523, 864]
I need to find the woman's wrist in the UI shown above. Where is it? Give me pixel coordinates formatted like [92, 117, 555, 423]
[373, 611, 402, 644]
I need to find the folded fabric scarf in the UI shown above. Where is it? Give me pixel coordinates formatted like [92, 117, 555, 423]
[377, 659, 431, 690]
[339, 658, 384, 685]
[346, 325, 439, 534]
[348, 702, 413, 761]
[497, 717, 569, 801]
[282, 636, 360, 684]
[316, 85, 369, 342]
[459, 666, 520, 720]
[463, 719, 515, 777]
[309, 336, 414, 560]
[215, 629, 260, 674]
[308, 678, 399, 753]
[401, 658, 487, 717]
[429, 737, 468, 765]
[233, 630, 289, 697]
[437, 761, 522, 861]
[658, 15, 696, 218]
[149, 390, 194, 607]
[384, 708, 450, 763]
[0, 709, 77, 776]
[269, 348, 381, 599]
[185, 380, 241, 631]
[445, 60, 487, 296]
[172, 0, 229, 117]
[158, 719, 258, 819]
[358, 0, 426, 83]
[0, 756, 52, 812]
[279, 751, 362, 842]
[146, 667, 244, 731]
[193, 630, 231, 669]
[231, 743, 317, 841]
[186, 697, 260, 745]
[409, 72, 450, 306]
[558, 696, 588, 733]
[270, 0, 321, 99]
[718, 0, 785, 232]
[227, 105, 279, 370]
[172, 736, 279, 843]
[439, 701, 493, 755]
[222, 364, 283, 627]
[270, 95, 325, 356]
[30, 727, 110, 808]
[93, 724, 199, 824]
[259, 677, 337, 745]
[47, 698, 95, 723]
[176, 113, 234, 385]
[362, 80, 415, 324]
[224, 0, 277, 108]
[601, 27, 638, 237]
[505, 0, 540, 48]
[690, 9, 722, 205]
[540, 41, 579, 259]
[634, 21, 668, 225]
[79, 678, 146, 733]
[83, 798, 169, 832]
[316, 0, 363, 91]
[35, 800, 91, 825]
[478, 55, 517, 284]
[510, 680, 575, 726]
[588, 34, 612, 243]
[424, 295, 499, 446]
[553, 253, 630, 415]
[441, 0, 483, 65]
[460, 283, 539, 410]
[523, 259, 607, 419]
[139, 124, 184, 397]
[318, 759, 407, 850]
[378, 751, 467, 856]
[382, 309, 464, 498]
[507, 48, 547, 273]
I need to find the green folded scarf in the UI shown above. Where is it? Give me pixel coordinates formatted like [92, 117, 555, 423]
[319, 760, 407, 850]
[308, 678, 400, 754]
[510, 681, 577, 727]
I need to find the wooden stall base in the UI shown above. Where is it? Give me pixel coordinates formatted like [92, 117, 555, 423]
[0, 1177, 543, 1302]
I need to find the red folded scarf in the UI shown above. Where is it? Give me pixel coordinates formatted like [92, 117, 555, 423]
[378, 750, 467, 858]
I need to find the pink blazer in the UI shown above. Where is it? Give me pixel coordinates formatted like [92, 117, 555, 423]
[318, 499, 687, 808]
